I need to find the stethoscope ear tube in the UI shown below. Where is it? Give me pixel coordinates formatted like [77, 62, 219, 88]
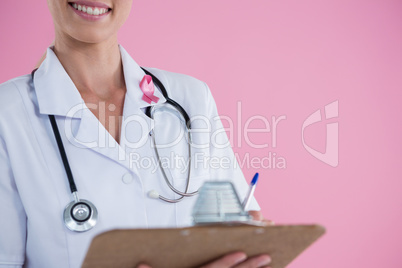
[148, 104, 197, 203]
[141, 67, 198, 203]
[141, 68, 191, 130]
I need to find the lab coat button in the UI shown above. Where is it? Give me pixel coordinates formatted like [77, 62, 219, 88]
[122, 173, 134, 184]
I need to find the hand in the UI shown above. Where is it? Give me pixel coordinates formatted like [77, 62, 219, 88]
[137, 252, 271, 268]
[248, 210, 275, 225]
[200, 252, 271, 268]
[137, 211, 274, 268]
[198, 211, 274, 267]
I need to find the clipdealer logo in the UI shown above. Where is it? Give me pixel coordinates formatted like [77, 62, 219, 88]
[302, 100, 339, 167]
[232, 100, 340, 169]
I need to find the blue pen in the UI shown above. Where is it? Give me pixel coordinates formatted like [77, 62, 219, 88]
[242, 173, 259, 210]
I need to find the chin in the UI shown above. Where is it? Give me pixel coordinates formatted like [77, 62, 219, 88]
[67, 27, 118, 45]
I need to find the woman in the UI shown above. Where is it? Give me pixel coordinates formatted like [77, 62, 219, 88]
[0, 0, 271, 267]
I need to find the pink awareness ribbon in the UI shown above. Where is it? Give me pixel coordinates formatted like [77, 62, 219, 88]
[139, 75, 160, 104]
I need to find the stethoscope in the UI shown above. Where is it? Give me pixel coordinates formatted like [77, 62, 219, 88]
[32, 67, 198, 232]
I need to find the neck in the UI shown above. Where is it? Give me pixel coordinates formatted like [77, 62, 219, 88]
[52, 34, 125, 99]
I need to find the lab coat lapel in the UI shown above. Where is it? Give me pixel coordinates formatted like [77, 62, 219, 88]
[119, 45, 166, 110]
[33, 45, 165, 172]
[34, 47, 131, 170]
[33, 47, 84, 119]
[118, 45, 166, 152]
[72, 45, 169, 170]
[72, 107, 132, 169]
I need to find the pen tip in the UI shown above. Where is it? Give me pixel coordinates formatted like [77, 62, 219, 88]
[251, 173, 259, 185]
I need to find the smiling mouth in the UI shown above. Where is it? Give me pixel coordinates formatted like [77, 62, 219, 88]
[68, 2, 112, 16]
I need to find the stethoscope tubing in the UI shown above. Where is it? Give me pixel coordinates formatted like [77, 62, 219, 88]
[142, 68, 198, 202]
[150, 126, 197, 197]
[48, 114, 77, 193]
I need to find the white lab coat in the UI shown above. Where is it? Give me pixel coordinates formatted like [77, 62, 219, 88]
[0, 45, 259, 268]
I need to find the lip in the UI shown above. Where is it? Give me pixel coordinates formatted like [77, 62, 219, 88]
[68, 1, 111, 9]
[68, 1, 111, 21]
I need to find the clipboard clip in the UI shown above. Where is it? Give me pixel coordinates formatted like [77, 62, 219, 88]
[192, 182, 267, 226]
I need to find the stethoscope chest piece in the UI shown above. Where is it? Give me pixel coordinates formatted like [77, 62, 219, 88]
[64, 199, 98, 232]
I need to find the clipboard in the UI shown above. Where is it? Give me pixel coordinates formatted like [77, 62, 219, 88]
[82, 224, 325, 268]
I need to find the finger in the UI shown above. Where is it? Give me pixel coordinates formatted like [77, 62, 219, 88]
[200, 252, 247, 268]
[262, 219, 275, 226]
[248, 211, 263, 221]
[137, 264, 152, 268]
[248, 211, 275, 225]
[234, 254, 271, 268]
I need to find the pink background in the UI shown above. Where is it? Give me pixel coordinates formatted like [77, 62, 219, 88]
[1, 0, 402, 267]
